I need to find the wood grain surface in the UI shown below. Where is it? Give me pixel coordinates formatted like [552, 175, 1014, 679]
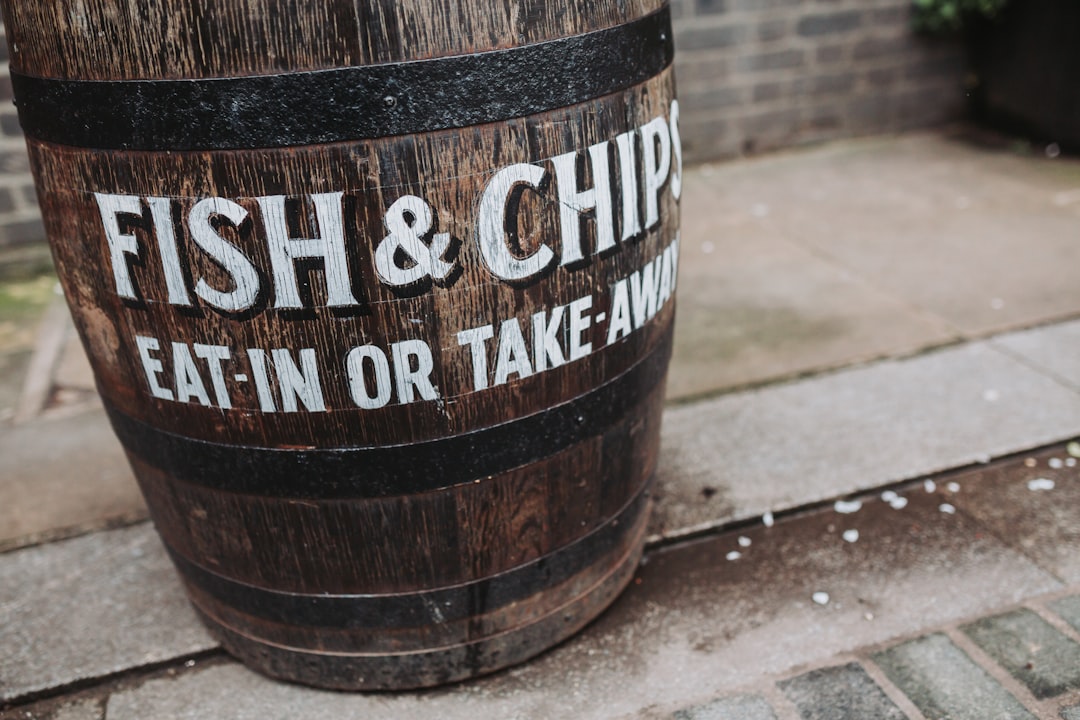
[4, 0, 664, 80]
[5, 0, 679, 689]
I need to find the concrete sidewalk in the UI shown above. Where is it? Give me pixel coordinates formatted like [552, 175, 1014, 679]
[2, 130, 1080, 718]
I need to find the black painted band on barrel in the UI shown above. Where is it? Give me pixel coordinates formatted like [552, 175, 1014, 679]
[106, 326, 672, 500]
[168, 483, 649, 631]
[11, 8, 673, 151]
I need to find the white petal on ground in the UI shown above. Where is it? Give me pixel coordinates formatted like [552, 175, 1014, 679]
[1068, 458, 1077, 468]
[812, 592, 830, 606]
[888, 496, 909, 510]
[1067, 441, 1080, 458]
[939, 503, 957, 514]
[726, 551, 742, 561]
[881, 490, 898, 503]
[1048, 458, 1064, 469]
[946, 482, 961, 493]
[762, 511, 775, 527]
[924, 479, 937, 493]
[834, 500, 863, 514]
[1025, 458, 1038, 468]
[738, 536, 752, 548]
[842, 529, 859, 543]
[1028, 478, 1056, 491]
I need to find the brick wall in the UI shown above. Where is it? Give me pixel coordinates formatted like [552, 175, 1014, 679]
[0, 26, 44, 253]
[671, 0, 967, 161]
[0, 5, 965, 255]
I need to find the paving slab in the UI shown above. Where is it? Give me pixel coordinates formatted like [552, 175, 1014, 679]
[51, 329, 94, 393]
[0, 273, 56, 355]
[993, 319, 1080, 391]
[672, 694, 778, 720]
[670, 172, 955, 400]
[43, 324, 99, 413]
[0, 272, 57, 421]
[651, 339, 1080, 541]
[9, 696, 107, 720]
[1050, 596, 1080, 636]
[0, 408, 144, 551]
[778, 663, 907, 720]
[873, 634, 1036, 720]
[34, 488, 1058, 720]
[711, 133, 1080, 338]
[0, 523, 215, 703]
[0, 349, 30, 421]
[50, 699, 104, 720]
[944, 445, 1080, 583]
[962, 609, 1080, 700]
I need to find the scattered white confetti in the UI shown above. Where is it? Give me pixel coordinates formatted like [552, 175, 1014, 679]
[1025, 458, 1038, 468]
[990, 298, 1005, 310]
[1049, 458, 1064, 469]
[881, 490, 898, 503]
[726, 551, 742, 561]
[812, 592, 830, 606]
[738, 536, 752, 548]
[1028, 478, 1055, 491]
[939, 503, 956, 514]
[982, 388, 1000, 402]
[889, 496, 909, 510]
[751, 202, 770, 218]
[946, 482, 961, 493]
[1067, 441, 1080, 458]
[924, 479, 937, 493]
[762, 511, 775, 528]
[1068, 458, 1077, 468]
[842, 529, 859, 543]
[701, 240, 715, 254]
[834, 500, 863, 514]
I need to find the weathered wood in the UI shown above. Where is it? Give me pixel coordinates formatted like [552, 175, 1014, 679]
[5, 0, 665, 80]
[3, 0, 680, 689]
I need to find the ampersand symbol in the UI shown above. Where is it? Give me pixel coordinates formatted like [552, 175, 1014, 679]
[373, 195, 456, 288]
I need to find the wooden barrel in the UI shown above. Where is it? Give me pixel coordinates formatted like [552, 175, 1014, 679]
[3, 0, 681, 689]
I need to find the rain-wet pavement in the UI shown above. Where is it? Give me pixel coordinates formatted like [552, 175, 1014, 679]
[3, 131, 1080, 718]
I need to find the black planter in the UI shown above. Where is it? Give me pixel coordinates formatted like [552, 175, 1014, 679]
[966, 0, 1080, 151]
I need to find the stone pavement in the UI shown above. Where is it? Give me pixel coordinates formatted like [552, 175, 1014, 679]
[2, 130, 1080, 718]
